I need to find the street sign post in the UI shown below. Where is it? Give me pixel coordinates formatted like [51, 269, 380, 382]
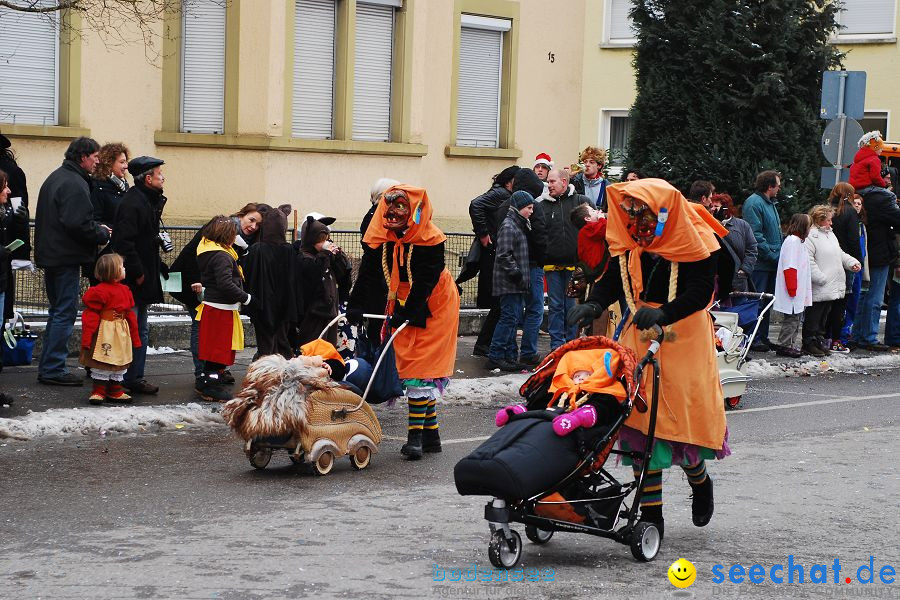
[820, 71, 867, 189]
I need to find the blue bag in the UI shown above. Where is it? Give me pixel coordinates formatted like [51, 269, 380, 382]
[355, 327, 404, 404]
[3, 312, 37, 366]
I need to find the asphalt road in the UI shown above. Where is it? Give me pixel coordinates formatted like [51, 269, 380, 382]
[1, 349, 899, 599]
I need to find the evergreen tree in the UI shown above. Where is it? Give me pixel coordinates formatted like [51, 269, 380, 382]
[626, 0, 842, 215]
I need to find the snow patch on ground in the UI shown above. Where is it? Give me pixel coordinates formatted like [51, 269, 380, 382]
[743, 352, 900, 378]
[146, 346, 179, 355]
[444, 373, 529, 407]
[0, 402, 222, 441]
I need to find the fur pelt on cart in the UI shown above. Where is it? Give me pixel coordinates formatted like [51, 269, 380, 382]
[222, 354, 335, 440]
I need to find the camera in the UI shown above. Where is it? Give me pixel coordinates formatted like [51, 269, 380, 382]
[158, 231, 174, 253]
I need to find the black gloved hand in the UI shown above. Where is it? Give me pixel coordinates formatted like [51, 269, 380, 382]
[388, 305, 410, 329]
[632, 306, 666, 330]
[12, 205, 28, 224]
[345, 308, 365, 325]
[566, 302, 601, 328]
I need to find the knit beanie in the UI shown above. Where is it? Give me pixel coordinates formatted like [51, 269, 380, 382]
[858, 130, 884, 151]
[510, 190, 535, 210]
[513, 168, 544, 199]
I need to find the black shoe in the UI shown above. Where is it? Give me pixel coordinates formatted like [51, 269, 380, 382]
[775, 347, 802, 358]
[195, 374, 232, 402]
[486, 358, 521, 372]
[639, 504, 664, 541]
[749, 341, 770, 352]
[400, 429, 424, 460]
[124, 379, 159, 395]
[219, 369, 236, 385]
[38, 373, 84, 387]
[690, 477, 714, 527]
[859, 342, 891, 352]
[472, 345, 490, 358]
[802, 343, 826, 358]
[0, 392, 14, 405]
[422, 428, 442, 453]
[519, 354, 542, 366]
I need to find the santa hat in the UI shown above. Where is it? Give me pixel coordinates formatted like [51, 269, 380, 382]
[533, 152, 553, 169]
[858, 130, 884, 151]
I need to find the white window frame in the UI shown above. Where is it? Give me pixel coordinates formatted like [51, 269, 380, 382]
[353, 0, 396, 142]
[600, 108, 631, 171]
[0, 6, 60, 126]
[832, 0, 897, 43]
[860, 110, 891, 140]
[602, 0, 637, 48]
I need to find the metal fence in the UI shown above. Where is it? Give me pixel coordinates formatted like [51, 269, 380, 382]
[12, 224, 478, 318]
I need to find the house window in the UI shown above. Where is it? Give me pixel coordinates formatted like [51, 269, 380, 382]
[353, 0, 398, 142]
[181, 0, 227, 134]
[602, 110, 631, 167]
[456, 15, 510, 148]
[835, 0, 896, 39]
[293, 0, 337, 139]
[0, 5, 59, 126]
[604, 0, 637, 46]
[859, 111, 889, 139]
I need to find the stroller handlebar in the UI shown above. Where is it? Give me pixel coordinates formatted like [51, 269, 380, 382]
[730, 291, 775, 300]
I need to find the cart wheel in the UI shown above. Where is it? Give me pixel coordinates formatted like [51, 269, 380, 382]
[350, 446, 371, 470]
[525, 525, 554, 545]
[313, 451, 335, 476]
[488, 530, 522, 569]
[629, 521, 661, 562]
[725, 395, 742, 410]
[248, 447, 272, 470]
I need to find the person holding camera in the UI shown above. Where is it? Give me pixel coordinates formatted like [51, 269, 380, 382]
[110, 155, 170, 394]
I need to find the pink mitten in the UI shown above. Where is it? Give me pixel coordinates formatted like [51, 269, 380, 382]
[552, 405, 598, 436]
[495, 404, 527, 427]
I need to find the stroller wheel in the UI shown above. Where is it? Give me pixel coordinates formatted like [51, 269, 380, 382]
[350, 446, 372, 470]
[629, 521, 661, 562]
[488, 530, 522, 569]
[248, 447, 272, 470]
[525, 525, 554, 545]
[314, 451, 335, 476]
[725, 395, 742, 410]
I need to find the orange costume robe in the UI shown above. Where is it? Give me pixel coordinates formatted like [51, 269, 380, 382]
[349, 185, 460, 380]
[587, 178, 729, 463]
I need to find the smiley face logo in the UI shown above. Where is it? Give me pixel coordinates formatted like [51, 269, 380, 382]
[668, 558, 696, 588]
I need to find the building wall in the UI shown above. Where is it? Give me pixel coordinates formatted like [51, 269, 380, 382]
[3, 0, 587, 228]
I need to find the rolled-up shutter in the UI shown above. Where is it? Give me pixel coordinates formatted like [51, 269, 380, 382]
[838, 0, 895, 35]
[293, 0, 336, 139]
[353, 1, 394, 142]
[457, 19, 508, 148]
[181, 0, 226, 134]
[0, 5, 58, 126]
[608, 0, 637, 43]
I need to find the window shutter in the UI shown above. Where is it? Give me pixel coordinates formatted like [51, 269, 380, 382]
[181, 0, 226, 134]
[838, 0, 894, 35]
[0, 6, 58, 126]
[293, 0, 336, 139]
[353, 2, 394, 142]
[608, 0, 637, 42]
[457, 26, 504, 148]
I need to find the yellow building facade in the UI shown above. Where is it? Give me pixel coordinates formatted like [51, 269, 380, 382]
[0, 0, 588, 227]
[580, 0, 900, 175]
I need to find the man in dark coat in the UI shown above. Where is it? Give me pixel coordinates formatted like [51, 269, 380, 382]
[111, 156, 168, 394]
[851, 186, 900, 350]
[35, 137, 109, 386]
[0, 132, 30, 321]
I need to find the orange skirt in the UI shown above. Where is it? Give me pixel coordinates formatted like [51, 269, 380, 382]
[391, 269, 460, 379]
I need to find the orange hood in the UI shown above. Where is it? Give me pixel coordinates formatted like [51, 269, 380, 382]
[363, 184, 446, 248]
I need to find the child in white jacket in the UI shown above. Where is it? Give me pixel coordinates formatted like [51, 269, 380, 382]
[803, 205, 862, 356]
[773, 214, 813, 357]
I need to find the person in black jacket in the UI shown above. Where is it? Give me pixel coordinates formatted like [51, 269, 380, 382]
[35, 137, 110, 386]
[0, 132, 30, 322]
[0, 169, 30, 339]
[111, 156, 169, 394]
[828, 183, 862, 352]
[466, 165, 519, 356]
[850, 182, 900, 350]
[91, 142, 130, 228]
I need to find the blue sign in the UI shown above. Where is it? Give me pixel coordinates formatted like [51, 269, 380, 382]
[820, 71, 866, 120]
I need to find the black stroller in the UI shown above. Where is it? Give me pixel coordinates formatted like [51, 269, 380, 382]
[454, 329, 665, 566]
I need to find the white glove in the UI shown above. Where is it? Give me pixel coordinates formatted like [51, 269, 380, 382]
[10, 260, 35, 272]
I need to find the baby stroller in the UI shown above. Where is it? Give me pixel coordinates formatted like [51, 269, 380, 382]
[711, 291, 776, 410]
[223, 314, 404, 475]
[454, 328, 665, 566]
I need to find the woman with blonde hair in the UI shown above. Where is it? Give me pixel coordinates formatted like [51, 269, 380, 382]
[802, 205, 861, 356]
